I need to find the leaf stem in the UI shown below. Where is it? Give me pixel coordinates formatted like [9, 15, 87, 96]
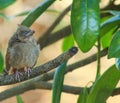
[95, 35, 101, 80]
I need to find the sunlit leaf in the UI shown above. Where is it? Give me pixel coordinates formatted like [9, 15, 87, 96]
[115, 58, 120, 71]
[87, 65, 120, 103]
[16, 95, 24, 103]
[9, 11, 29, 20]
[21, 0, 55, 27]
[0, 51, 4, 73]
[52, 62, 67, 103]
[101, 26, 117, 49]
[0, 0, 16, 10]
[108, 30, 120, 58]
[77, 87, 88, 103]
[100, 15, 120, 37]
[101, 10, 120, 16]
[0, 13, 9, 21]
[62, 35, 74, 52]
[71, 0, 100, 52]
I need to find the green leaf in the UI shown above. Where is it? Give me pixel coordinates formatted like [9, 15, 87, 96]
[101, 10, 120, 16]
[77, 87, 88, 103]
[46, 9, 60, 14]
[9, 11, 29, 20]
[115, 58, 120, 71]
[87, 65, 120, 103]
[101, 26, 117, 49]
[71, 0, 100, 52]
[108, 30, 120, 58]
[62, 35, 74, 52]
[0, 0, 16, 10]
[52, 62, 67, 103]
[0, 51, 4, 73]
[100, 16, 112, 24]
[108, 10, 120, 16]
[16, 95, 24, 103]
[0, 13, 9, 21]
[21, 0, 55, 27]
[100, 15, 120, 37]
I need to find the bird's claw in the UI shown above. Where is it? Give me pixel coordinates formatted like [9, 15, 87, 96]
[24, 67, 32, 78]
[15, 71, 23, 81]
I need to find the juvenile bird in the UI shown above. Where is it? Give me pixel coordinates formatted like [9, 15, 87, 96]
[5, 25, 40, 81]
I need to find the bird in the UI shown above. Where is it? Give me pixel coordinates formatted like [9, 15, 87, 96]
[5, 25, 40, 81]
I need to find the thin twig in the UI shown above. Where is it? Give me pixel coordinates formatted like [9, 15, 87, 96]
[0, 48, 107, 101]
[37, 5, 71, 44]
[39, 48, 108, 81]
[1, 2, 120, 101]
[0, 78, 119, 101]
[0, 47, 78, 85]
[39, 25, 71, 49]
[0, 80, 82, 101]
[95, 35, 101, 80]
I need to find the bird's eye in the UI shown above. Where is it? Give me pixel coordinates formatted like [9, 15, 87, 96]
[21, 31, 29, 35]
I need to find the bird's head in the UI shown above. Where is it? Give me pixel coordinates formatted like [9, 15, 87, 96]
[16, 25, 35, 42]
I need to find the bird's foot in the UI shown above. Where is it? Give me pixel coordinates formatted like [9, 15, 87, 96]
[9, 67, 14, 74]
[24, 67, 32, 78]
[8, 67, 23, 81]
[15, 70, 23, 82]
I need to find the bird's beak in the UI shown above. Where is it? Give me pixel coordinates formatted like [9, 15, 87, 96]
[31, 30, 35, 34]
[26, 30, 35, 37]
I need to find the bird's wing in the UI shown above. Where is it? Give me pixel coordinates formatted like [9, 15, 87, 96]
[4, 49, 11, 74]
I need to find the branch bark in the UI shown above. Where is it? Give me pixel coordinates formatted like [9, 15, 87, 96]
[0, 47, 78, 85]
[37, 5, 71, 46]
[1, 1, 120, 101]
[40, 48, 108, 82]
[39, 25, 71, 49]
[0, 48, 108, 101]
[0, 79, 119, 101]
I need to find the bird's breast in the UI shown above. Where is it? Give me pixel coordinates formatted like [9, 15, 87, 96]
[8, 42, 39, 69]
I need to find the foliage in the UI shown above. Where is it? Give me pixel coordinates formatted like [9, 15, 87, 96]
[1, 0, 120, 103]
[62, 35, 74, 52]
[71, 0, 100, 52]
[87, 65, 120, 103]
[52, 62, 67, 103]
[0, 0, 16, 10]
[77, 87, 88, 103]
[0, 51, 4, 73]
[16, 95, 24, 103]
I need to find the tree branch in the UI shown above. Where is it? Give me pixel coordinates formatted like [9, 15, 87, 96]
[1, 1, 120, 101]
[0, 79, 119, 101]
[0, 47, 78, 85]
[37, 3, 120, 50]
[37, 5, 71, 44]
[40, 48, 108, 81]
[0, 48, 108, 101]
[39, 25, 71, 49]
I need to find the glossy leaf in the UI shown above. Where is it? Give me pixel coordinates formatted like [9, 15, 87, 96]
[71, 0, 100, 52]
[0, 51, 4, 73]
[0, 0, 16, 9]
[115, 58, 120, 71]
[108, 30, 120, 58]
[52, 62, 67, 103]
[101, 10, 120, 16]
[62, 35, 74, 52]
[108, 10, 120, 16]
[16, 95, 24, 103]
[77, 87, 88, 103]
[21, 0, 55, 27]
[100, 15, 120, 37]
[101, 27, 117, 49]
[9, 11, 29, 20]
[0, 13, 9, 21]
[87, 65, 120, 103]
